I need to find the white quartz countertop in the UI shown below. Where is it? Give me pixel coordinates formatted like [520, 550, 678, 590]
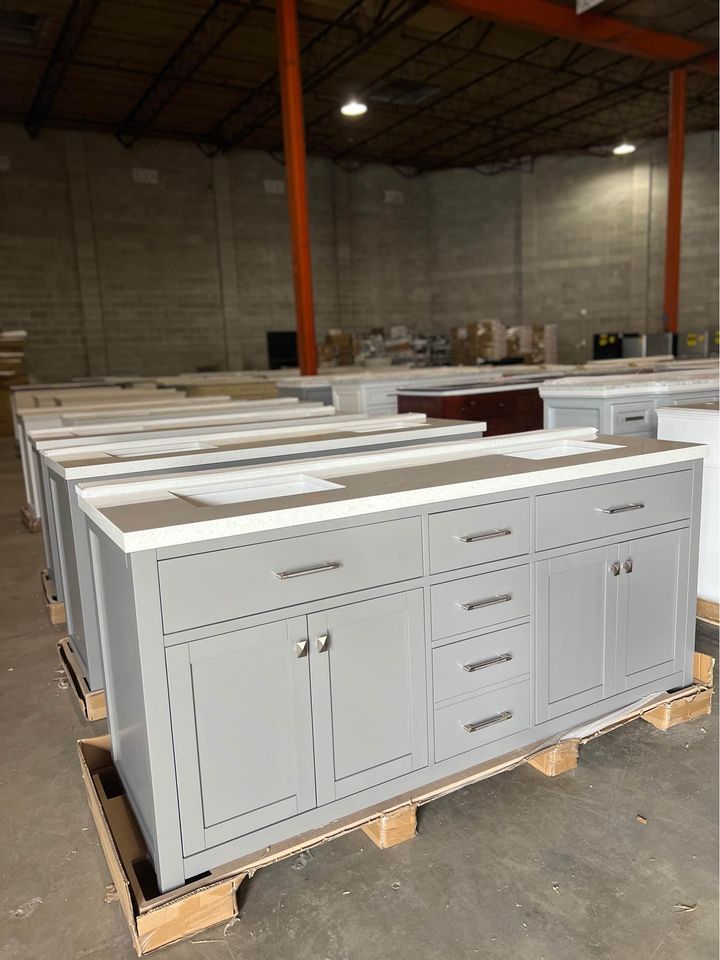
[396, 381, 542, 397]
[46, 417, 486, 479]
[539, 369, 719, 398]
[76, 428, 706, 553]
[28, 403, 335, 442]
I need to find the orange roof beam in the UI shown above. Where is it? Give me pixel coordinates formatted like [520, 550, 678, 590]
[441, 0, 718, 74]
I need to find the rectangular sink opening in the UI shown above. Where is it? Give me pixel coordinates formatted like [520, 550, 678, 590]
[503, 440, 624, 461]
[173, 474, 344, 507]
[108, 440, 216, 458]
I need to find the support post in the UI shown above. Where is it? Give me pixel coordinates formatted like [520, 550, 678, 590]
[662, 67, 686, 334]
[276, 0, 318, 374]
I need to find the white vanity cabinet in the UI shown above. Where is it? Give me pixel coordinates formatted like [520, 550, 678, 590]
[657, 401, 719, 607]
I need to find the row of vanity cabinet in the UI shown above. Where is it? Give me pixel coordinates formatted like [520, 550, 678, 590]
[87, 457, 700, 892]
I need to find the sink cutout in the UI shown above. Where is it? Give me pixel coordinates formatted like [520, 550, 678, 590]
[503, 440, 623, 461]
[108, 440, 216, 458]
[173, 474, 344, 507]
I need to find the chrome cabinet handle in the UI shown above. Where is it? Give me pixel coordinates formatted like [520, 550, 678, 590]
[459, 593, 512, 612]
[462, 652, 512, 673]
[274, 561, 341, 580]
[463, 710, 513, 733]
[456, 528, 511, 543]
[595, 503, 645, 515]
[609, 562, 621, 576]
[316, 634, 329, 654]
[623, 415, 645, 422]
[295, 639, 309, 659]
[622, 559, 633, 574]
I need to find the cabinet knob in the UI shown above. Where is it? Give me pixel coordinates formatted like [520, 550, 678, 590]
[609, 562, 621, 577]
[295, 639, 309, 659]
[622, 559, 633, 574]
[316, 634, 329, 654]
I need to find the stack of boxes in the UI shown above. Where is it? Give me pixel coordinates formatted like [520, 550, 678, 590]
[0, 330, 28, 436]
[451, 321, 558, 365]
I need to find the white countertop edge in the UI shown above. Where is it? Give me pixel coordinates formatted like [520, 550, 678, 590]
[79, 444, 707, 554]
[655, 405, 719, 420]
[396, 382, 540, 397]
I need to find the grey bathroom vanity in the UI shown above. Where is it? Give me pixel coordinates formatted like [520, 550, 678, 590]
[45, 416, 487, 693]
[541, 371, 719, 437]
[20, 398, 327, 520]
[77, 428, 704, 892]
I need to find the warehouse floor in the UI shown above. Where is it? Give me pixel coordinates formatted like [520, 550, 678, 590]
[0, 437, 717, 960]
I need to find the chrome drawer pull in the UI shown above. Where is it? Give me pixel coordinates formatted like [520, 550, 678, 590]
[459, 593, 512, 612]
[609, 562, 621, 577]
[274, 561, 341, 580]
[462, 652, 513, 673]
[621, 559, 633, 574]
[456, 528, 511, 544]
[623, 415, 646, 422]
[295, 639, 309, 659]
[463, 710, 513, 733]
[316, 634, 329, 654]
[595, 503, 645, 515]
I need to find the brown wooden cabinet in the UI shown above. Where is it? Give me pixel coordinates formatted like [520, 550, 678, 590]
[397, 387, 543, 436]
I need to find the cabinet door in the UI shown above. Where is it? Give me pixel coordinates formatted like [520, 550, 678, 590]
[166, 618, 316, 856]
[616, 529, 689, 692]
[308, 591, 427, 805]
[535, 545, 617, 723]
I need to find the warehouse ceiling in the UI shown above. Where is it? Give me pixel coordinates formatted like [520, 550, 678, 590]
[0, 0, 717, 171]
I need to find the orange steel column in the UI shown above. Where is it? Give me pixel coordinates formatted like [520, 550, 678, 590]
[277, 0, 317, 374]
[663, 67, 687, 334]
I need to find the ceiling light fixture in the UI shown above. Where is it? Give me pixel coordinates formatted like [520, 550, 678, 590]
[612, 141, 636, 156]
[340, 98, 367, 117]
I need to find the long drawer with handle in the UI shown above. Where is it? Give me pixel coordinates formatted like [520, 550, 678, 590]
[428, 498, 529, 574]
[158, 517, 423, 634]
[536, 468, 693, 552]
[430, 564, 530, 641]
[433, 623, 530, 704]
[434, 678, 530, 762]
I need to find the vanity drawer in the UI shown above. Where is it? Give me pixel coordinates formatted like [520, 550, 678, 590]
[158, 517, 422, 634]
[433, 624, 530, 704]
[434, 679, 530, 762]
[430, 564, 530, 641]
[536, 469, 693, 552]
[428, 499, 529, 574]
[610, 402, 653, 435]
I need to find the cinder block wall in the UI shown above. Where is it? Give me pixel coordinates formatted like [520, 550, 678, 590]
[0, 121, 716, 379]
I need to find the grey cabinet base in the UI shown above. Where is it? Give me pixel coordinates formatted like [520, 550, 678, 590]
[87, 460, 701, 892]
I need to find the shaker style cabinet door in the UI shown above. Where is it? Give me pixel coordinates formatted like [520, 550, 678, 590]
[166, 618, 316, 856]
[615, 529, 689, 692]
[535, 544, 618, 723]
[308, 591, 428, 805]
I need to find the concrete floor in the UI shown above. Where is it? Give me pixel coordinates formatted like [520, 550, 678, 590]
[0, 436, 717, 960]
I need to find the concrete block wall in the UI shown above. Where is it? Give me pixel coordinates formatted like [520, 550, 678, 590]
[0, 121, 716, 379]
[427, 128, 718, 363]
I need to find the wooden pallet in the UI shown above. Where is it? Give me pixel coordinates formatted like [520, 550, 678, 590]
[78, 652, 713, 956]
[58, 637, 107, 722]
[41, 569, 65, 626]
[697, 598, 720, 627]
[20, 502, 41, 533]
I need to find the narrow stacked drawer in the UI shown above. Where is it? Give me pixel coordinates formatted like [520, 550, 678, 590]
[428, 498, 531, 762]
